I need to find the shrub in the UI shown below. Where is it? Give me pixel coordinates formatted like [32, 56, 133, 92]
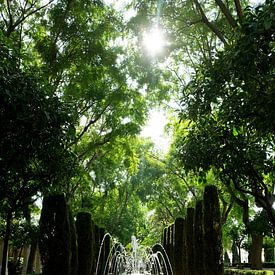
[224, 269, 274, 275]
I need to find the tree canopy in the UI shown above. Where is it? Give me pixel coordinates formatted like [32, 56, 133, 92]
[0, 0, 274, 263]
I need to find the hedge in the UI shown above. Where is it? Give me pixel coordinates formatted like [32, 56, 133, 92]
[225, 269, 274, 275]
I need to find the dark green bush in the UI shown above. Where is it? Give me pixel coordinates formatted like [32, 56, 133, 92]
[263, 262, 275, 268]
[224, 269, 274, 275]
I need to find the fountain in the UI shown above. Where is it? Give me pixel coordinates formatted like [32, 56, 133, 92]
[96, 234, 173, 275]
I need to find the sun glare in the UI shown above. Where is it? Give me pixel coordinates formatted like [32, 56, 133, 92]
[142, 26, 165, 56]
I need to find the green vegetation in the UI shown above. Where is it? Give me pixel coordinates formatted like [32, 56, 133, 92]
[0, 0, 274, 273]
[224, 270, 274, 275]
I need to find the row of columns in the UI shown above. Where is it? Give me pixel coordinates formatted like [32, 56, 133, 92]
[162, 185, 224, 275]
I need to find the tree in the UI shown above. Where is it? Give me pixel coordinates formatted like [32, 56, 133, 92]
[0, 35, 76, 275]
[173, 0, 275, 226]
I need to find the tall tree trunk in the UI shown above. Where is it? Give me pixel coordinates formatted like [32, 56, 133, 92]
[251, 232, 263, 270]
[27, 239, 38, 274]
[231, 240, 239, 266]
[21, 245, 31, 275]
[1, 211, 12, 275]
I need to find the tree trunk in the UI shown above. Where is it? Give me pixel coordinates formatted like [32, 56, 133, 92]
[1, 211, 12, 275]
[34, 247, 41, 273]
[27, 239, 38, 274]
[251, 232, 263, 270]
[231, 240, 239, 267]
[21, 245, 31, 275]
[0, 240, 3, 273]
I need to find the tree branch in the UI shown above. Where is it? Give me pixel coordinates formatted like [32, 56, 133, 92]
[193, 0, 228, 45]
[214, 0, 238, 28]
[72, 103, 110, 146]
[234, 0, 243, 20]
[6, 0, 55, 36]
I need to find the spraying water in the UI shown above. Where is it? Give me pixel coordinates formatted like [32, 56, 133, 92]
[96, 234, 173, 274]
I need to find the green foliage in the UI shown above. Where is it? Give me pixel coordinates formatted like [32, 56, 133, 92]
[224, 270, 273, 275]
[174, 0, 275, 225]
[249, 211, 273, 235]
[0, 35, 77, 212]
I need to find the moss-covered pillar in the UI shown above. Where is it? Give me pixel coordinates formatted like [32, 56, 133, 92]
[174, 217, 185, 275]
[203, 185, 223, 275]
[194, 201, 204, 275]
[76, 212, 93, 275]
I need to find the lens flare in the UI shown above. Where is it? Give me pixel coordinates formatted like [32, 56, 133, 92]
[142, 26, 165, 56]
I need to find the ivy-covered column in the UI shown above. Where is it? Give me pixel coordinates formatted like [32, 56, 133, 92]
[203, 185, 223, 275]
